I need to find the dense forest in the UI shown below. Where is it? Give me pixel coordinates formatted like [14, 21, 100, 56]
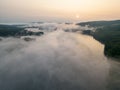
[0, 25, 44, 37]
[77, 20, 120, 60]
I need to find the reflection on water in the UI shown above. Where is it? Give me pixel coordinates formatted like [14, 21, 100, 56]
[107, 59, 120, 90]
[0, 23, 119, 90]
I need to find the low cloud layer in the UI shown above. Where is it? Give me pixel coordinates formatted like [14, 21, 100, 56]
[0, 23, 110, 90]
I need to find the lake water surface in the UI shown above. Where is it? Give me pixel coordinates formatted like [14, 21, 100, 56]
[0, 23, 119, 90]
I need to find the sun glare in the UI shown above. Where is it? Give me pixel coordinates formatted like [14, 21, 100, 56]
[76, 15, 80, 19]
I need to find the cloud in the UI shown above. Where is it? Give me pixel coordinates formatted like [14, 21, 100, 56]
[0, 23, 109, 90]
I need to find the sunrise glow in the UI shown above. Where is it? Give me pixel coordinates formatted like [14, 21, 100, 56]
[0, 0, 120, 22]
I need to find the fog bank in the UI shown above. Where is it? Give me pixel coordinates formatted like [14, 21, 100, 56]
[0, 23, 110, 90]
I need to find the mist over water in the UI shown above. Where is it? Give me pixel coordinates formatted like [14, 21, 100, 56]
[0, 23, 113, 90]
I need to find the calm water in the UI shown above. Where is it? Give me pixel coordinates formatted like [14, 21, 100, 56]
[0, 23, 119, 90]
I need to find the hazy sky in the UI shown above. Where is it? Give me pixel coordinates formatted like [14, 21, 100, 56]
[0, 0, 120, 23]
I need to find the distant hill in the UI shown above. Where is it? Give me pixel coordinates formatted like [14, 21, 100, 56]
[77, 20, 120, 60]
[77, 20, 120, 27]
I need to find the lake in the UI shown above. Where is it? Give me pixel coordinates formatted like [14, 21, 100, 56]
[0, 23, 119, 90]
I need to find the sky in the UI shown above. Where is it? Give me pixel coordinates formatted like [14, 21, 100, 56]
[0, 0, 120, 23]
